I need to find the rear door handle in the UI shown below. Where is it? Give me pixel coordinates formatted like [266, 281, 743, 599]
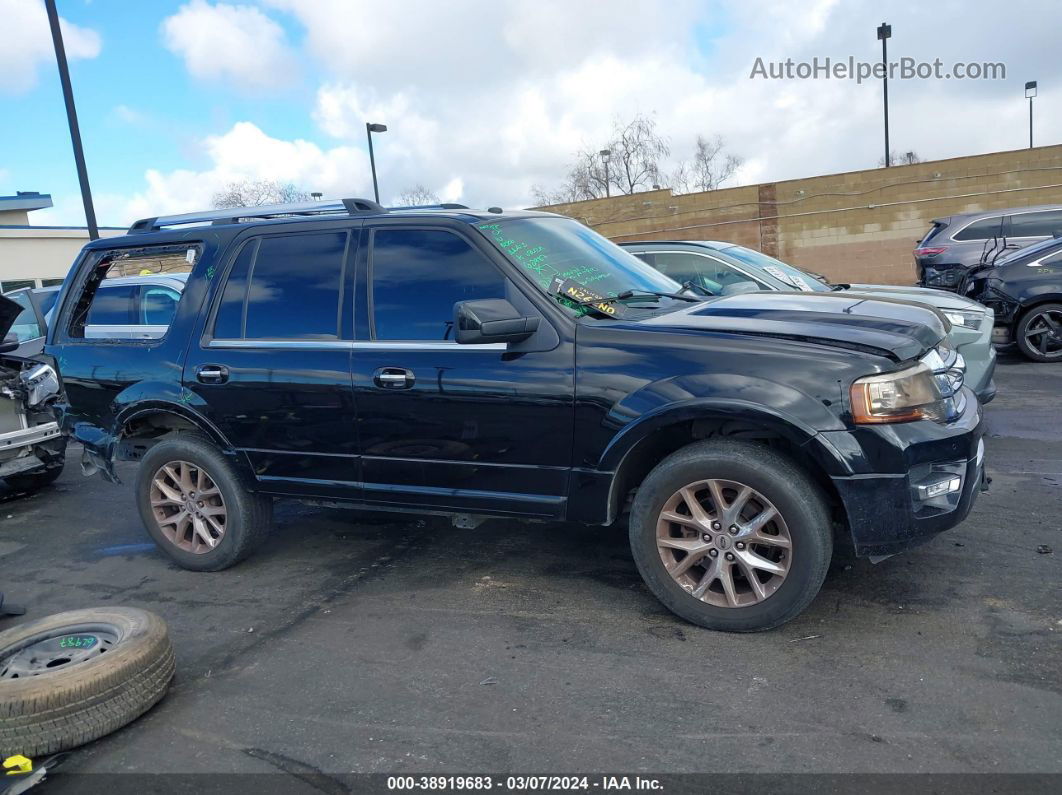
[196, 365, 229, 384]
[373, 367, 415, 389]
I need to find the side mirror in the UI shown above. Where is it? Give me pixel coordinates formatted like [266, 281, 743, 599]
[0, 334, 19, 353]
[454, 299, 540, 345]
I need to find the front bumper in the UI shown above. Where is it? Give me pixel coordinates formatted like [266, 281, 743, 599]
[825, 389, 986, 557]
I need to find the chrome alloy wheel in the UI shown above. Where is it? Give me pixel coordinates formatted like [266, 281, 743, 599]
[149, 460, 227, 554]
[1023, 307, 1062, 359]
[656, 479, 791, 608]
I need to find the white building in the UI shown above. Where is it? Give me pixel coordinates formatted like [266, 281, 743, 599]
[0, 192, 123, 293]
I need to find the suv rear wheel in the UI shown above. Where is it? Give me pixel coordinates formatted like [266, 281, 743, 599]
[134, 432, 272, 571]
[629, 439, 832, 632]
[1016, 303, 1062, 362]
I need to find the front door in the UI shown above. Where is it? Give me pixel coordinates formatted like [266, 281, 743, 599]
[185, 225, 360, 498]
[350, 222, 575, 518]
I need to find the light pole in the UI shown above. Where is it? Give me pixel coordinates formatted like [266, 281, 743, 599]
[599, 149, 612, 198]
[45, 0, 98, 239]
[1026, 81, 1038, 148]
[877, 22, 892, 167]
[365, 122, 387, 203]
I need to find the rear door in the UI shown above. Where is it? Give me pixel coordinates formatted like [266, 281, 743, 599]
[184, 223, 360, 498]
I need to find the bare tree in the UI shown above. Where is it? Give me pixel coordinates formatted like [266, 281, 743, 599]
[671, 135, 743, 193]
[532, 114, 670, 205]
[212, 179, 311, 209]
[879, 150, 923, 167]
[396, 184, 440, 206]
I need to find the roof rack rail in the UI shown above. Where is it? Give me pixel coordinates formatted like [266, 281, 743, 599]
[386, 202, 470, 211]
[128, 197, 387, 233]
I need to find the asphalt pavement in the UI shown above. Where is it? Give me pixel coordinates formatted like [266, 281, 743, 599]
[0, 350, 1059, 782]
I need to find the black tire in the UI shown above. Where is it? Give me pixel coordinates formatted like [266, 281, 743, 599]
[1016, 303, 1062, 362]
[135, 432, 272, 571]
[629, 439, 832, 632]
[0, 607, 175, 757]
[3, 460, 64, 493]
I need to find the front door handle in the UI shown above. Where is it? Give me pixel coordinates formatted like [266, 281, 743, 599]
[373, 367, 415, 389]
[196, 364, 229, 384]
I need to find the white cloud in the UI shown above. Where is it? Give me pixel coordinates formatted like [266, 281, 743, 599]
[161, 0, 296, 91]
[60, 0, 1062, 224]
[0, 0, 101, 95]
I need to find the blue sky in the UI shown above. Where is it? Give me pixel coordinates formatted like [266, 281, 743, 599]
[2, 0, 1060, 226]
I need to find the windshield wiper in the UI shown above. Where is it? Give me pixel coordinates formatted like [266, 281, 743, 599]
[615, 289, 700, 303]
[830, 283, 851, 291]
[678, 280, 713, 297]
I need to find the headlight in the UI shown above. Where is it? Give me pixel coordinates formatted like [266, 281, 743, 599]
[850, 362, 946, 424]
[941, 308, 984, 329]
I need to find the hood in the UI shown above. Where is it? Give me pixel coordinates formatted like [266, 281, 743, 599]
[844, 283, 985, 311]
[636, 291, 946, 362]
[0, 294, 21, 341]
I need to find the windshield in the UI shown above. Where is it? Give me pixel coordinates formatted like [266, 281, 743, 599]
[717, 245, 831, 292]
[477, 217, 686, 317]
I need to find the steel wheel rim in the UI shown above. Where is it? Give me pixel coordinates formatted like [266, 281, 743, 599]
[149, 460, 227, 554]
[1024, 309, 1062, 358]
[0, 623, 120, 679]
[656, 478, 792, 608]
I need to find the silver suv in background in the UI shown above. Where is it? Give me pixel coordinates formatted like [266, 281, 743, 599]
[916, 204, 1062, 290]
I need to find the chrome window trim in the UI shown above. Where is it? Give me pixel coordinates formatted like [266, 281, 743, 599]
[1024, 248, 1062, 268]
[207, 339, 508, 351]
[948, 207, 1062, 242]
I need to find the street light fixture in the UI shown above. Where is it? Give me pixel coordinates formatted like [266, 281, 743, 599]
[1026, 81, 1038, 149]
[599, 149, 612, 198]
[877, 22, 892, 168]
[365, 122, 388, 203]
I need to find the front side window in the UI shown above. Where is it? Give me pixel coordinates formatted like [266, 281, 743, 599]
[477, 217, 685, 318]
[5, 292, 41, 342]
[370, 228, 506, 340]
[86, 285, 137, 325]
[212, 231, 349, 340]
[1008, 210, 1062, 238]
[646, 252, 766, 294]
[953, 216, 1003, 241]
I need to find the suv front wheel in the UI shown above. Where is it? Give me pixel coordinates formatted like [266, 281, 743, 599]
[629, 439, 832, 632]
[135, 432, 272, 571]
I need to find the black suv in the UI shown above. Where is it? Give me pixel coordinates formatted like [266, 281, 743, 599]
[49, 199, 986, 632]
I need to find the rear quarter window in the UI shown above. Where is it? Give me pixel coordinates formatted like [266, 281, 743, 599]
[953, 216, 1003, 241]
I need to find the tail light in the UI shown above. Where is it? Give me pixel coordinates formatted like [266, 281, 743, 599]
[915, 246, 949, 259]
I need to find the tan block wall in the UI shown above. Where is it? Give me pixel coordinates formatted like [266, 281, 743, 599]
[538, 145, 1062, 285]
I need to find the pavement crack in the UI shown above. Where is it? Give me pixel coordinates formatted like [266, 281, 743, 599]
[243, 747, 350, 794]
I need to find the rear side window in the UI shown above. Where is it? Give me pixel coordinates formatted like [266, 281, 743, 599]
[369, 228, 506, 340]
[953, 216, 1003, 241]
[86, 285, 136, 325]
[213, 231, 350, 340]
[6, 292, 41, 342]
[1008, 210, 1062, 238]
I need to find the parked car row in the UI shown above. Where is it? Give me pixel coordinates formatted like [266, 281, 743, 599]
[14, 197, 989, 634]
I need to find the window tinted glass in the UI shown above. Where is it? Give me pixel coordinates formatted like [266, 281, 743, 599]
[86, 285, 136, 325]
[7, 292, 41, 342]
[953, 216, 1003, 241]
[1008, 210, 1062, 238]
[371, 229, 506, 340]
[141, 286, 181, 325]
[649, 252, 764, 294]
[214, 241, 255, 339]
[244, 232, 348, 339]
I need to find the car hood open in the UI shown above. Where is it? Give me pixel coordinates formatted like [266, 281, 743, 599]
[634, 291, 946, 362]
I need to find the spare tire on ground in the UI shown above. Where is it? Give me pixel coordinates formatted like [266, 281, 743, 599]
[0, 607, 175, 757]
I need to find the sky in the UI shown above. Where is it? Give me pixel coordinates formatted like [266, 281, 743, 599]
[2, 0, 1061, 227]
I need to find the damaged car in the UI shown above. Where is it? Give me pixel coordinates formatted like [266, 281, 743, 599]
[961, 235, 1062, 362]
[0, 293, 64, 492]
